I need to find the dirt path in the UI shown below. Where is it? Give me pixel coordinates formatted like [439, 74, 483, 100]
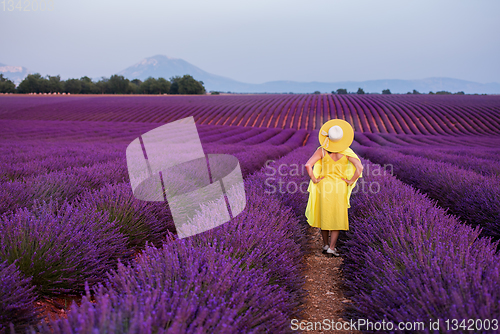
[294, 226, 360, 334]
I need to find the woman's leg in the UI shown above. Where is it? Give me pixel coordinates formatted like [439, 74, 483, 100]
[321, 229, 329, 246]
[329, 230, 340, 249]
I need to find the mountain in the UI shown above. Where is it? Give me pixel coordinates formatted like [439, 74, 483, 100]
[117, 55, 254, 93]
[0, 63, 31, 86]
[118, 55, 500, 94]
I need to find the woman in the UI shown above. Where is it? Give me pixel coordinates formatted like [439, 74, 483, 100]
[304, 119, 363, 257]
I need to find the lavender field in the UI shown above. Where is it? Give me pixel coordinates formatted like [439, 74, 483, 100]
[1, 94, 500, 333]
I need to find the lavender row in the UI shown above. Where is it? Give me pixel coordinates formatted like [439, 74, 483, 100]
[0, 118, 307, 149]
[0, 159, 128, 216]
[0, 141, 125, 182]
[28, 151, 309, 333]
[353, 143, 500, 240]
[355, 132, 500, 149]
[215, 139, 500, 331]
[394, 146, 500, 177]
[0, 199, 134, 298]
[436, 147, 500, 162]
[341, 158, 500, 332]
[2, 94, 499, 134]
[0, 142, 297, 216]
[239, 141, 500, 331]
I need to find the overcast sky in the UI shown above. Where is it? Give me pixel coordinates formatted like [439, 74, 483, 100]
[1, 0, 499, 84]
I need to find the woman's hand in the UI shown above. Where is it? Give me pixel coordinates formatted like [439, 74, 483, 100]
[313, 176, 325, 184]
[341, 177, 355, 186]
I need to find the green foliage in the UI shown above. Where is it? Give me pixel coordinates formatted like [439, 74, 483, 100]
[17, 73, 44, 93]
[138, 77, 171, 94]
[46, 75, 63, 93]
[413, 89, 420, 94]
[108, 75, 133, 94]
[14, 73, 204, 95]
[130, 79, 142, 86]
[313, 91, 320, 94]
[455, 91, 465, 95]
[0, 74, 16, 93]
[80, 76, 97, 94]
[169, 75, 206, 95]
[357, 87, 365, 94]
[95, 77, 109, 94]
[429, 91, 435, 95]
[336, 88, 348, 94]
[211, 91, 220, 95]
[64, 78, 82, 94]
[382, 89, 391, 95]
[436, 91, 452, 95]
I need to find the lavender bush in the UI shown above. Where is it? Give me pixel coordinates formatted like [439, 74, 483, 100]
[36, 242, 292, 334]
[341, 159, 500, 333]
[29, 140, 311, 333]
[72, 182, 175, 249]
[0, 199, 131, 296]
[186, 177, 307, 310]
[395, 146, 500, 177]
[354, 144, 500, 240]
[0, 260, 42, 333]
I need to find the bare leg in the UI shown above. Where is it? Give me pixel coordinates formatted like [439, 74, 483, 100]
[329, 230, 340, 249]
[321, 229, 329, 246]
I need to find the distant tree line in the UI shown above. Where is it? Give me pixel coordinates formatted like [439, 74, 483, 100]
[0, 73, 206, 95]
[328, 87, 470, 95]
[0, 74, 482, 95]
[407, 89, 464, 95]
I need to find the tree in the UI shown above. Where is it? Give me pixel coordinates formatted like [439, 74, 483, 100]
[169, 75, 205, 95]
[331, 90, 336, 94]
[382, 89, 391, 95]
[64, 78, 82, 94]
[169, 76, 180, 94]
[107, 75, 131, 94]
[336, 88, 347, 94]
[313, 91, 321, 94]
[46, 75, 63, 93]
[0, 74, 16, 93]
[455, 91, 465, 95]
[412, 89, 420, 94]
[357, 88, 365, 94]
[17, 73, 44, 93]
[138, 77, 154, 94]
[428, 91, 434, 95]
[95, 77, 109, 94]
[138, 77, 170, 94]
[131, 79, 142, 86]
[178, 75, 205, 94]
[151, 77, 171, 94]
[80, 76, 97, 94]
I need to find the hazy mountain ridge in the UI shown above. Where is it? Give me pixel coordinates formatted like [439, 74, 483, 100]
[2, 56, 499, 94]
[117, 55, 500, 94]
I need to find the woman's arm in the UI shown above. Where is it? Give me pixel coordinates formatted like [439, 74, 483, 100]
[305, 148, 324, 184]
[343, 156, 364, 185]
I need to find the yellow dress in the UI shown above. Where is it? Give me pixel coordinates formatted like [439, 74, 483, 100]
[305, 146, 362, 230]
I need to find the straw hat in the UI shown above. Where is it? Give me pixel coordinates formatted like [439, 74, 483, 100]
[318, 119, 354, 152]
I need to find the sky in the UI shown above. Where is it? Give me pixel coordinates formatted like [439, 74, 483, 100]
[1, 0, 499, 84]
